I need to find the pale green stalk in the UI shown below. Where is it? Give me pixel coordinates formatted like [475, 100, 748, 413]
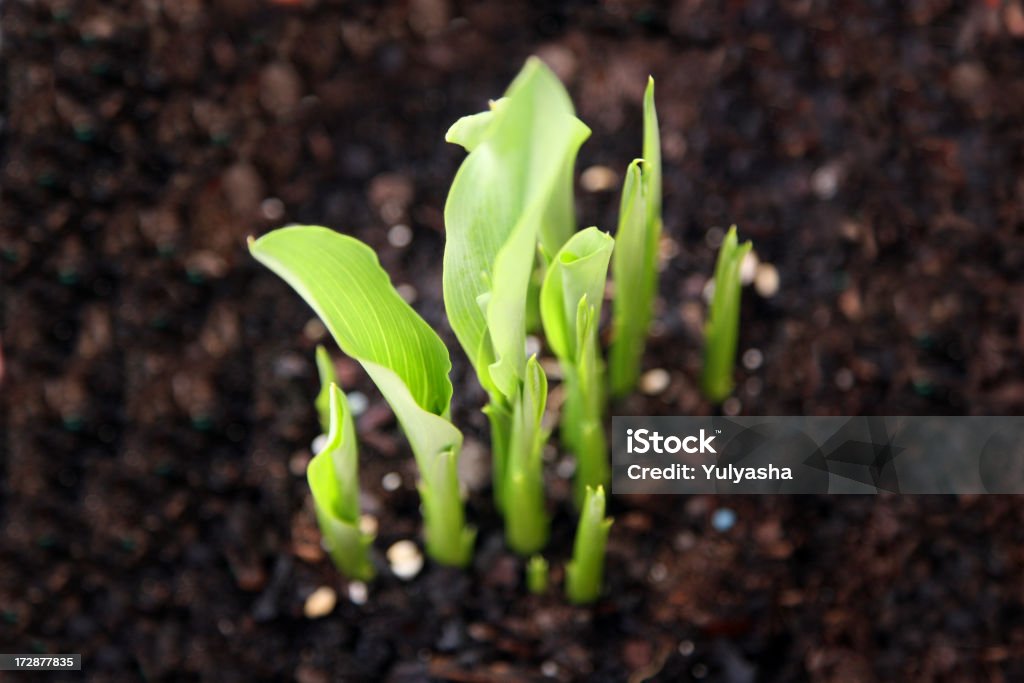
[540, 227, 614, 504]
[502, 357, 549, 554]
[307, 383, 374, 581]
[702, 225, 752, 403]
[526, 555, 549, 595]
[314, 344, 337, 434]
[566, 486, 613, 605]
[610, 77, 661, 397]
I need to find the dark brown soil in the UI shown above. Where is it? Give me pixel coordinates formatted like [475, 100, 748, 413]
[3, 1, 1024, 681]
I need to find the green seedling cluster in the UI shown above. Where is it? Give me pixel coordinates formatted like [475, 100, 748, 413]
[251, 57, 753, 603]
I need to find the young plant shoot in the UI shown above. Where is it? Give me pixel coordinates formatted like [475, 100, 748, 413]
[250, 226, 474, 567]
[701, 226, 753, 403]
[444, 58, 590, 555]
[566, 485, 613, 605]
[526, 555, 549, 595]
[610, 77, 662, 398]
[540, 227, 614, 504]
[307, 383, 375, 581]
[314, 344, 337, 434]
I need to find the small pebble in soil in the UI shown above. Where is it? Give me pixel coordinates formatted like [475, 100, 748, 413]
[359, 514, 378, 536]
[742, 348, 763, 370]
[835, 368, 855, 391]
[525, 335, 542, 357]
[303, 317, 327, 341]
[649, 563, 668, 583]
[711, 507, 737, 532]
[217, 618, 235, 636]
[556, 457, 576, 479]
[579, 165, 617, 192]
[702, 277, 715, 304]
[387, 540, 424, 580]
[467, 622, 495, 642]
[290, 450, 311, 474]
[311, 434, 327, 454]
[723, 397, 741, 416]
[387, 223, 413, 247]
[658, 236, 680, 265]
[260, 197, 285, 221]
[458, 438, 490, 492]
[396, 283, 417, 303]
[692, 662, 709, 679]
[347, 391, 369, 416]
[678, 640, 695, 656]
[381, 472, 402, 491]
[540, 661, 559, 677]
[674, 531, 697, 551]
[348, 581, 368, 605]
[739, 249, 759, 285]
[540, 357, 563, 379]
[303, 586, 337, 619]
[754, 263, 780, 297]
[639, 368, 670, 395]
[704, 226, 724, 249]
[436, 620, 465, 651]
[811, 162, 842, 200]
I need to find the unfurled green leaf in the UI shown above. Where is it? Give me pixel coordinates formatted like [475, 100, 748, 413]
[540, 228, 613, 361]
[250, 226, 474, 567]
[610, 77, 662, 397]
[314, 345, 337, 435]
[702, 226, 752, 403]
[566, 486, 613, 605]
[308, 384, 374, 581]
[445, 98, 506, 151]
[443, 57, 590, 401]
[540, 228, 614, 503]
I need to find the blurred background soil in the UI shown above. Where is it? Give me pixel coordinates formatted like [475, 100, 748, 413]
[2, 1, 1024, 681]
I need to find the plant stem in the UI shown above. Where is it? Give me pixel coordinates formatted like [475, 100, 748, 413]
[566, 485, 613, 605]
[501, 357, 549, 555]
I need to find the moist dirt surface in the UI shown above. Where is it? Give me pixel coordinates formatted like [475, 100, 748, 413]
[2, 1, 1024, 681]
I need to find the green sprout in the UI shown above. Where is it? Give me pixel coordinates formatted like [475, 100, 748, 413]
[526, 555, 549, 595]
[443, 58, 589, 555]
[540, 227, 614, 504]
[609, 77, 661, 398]
[566, 485, 613, 605]
[314, 344, 337, 434]
[307, 383, 375, 581]
[250, 226, 475, 567]
[702, 226, 753, 403]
